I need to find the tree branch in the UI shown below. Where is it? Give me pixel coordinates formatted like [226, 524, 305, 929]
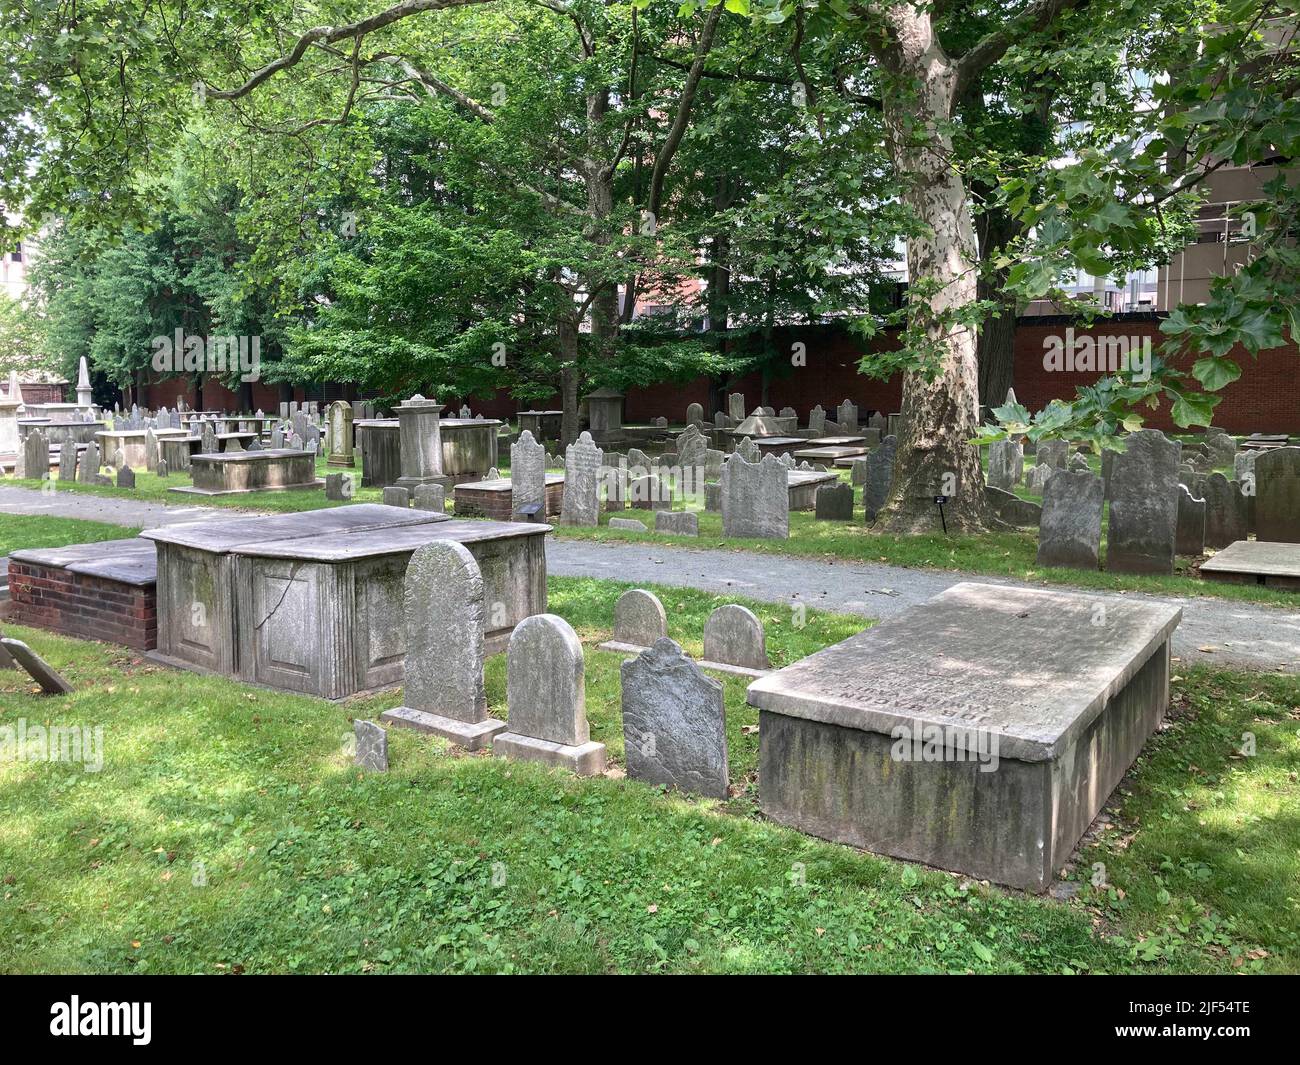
[953, 0, 1094, 99]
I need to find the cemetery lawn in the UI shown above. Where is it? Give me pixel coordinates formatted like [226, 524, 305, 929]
[0, 514, 142, 557]
[2, 572, 1297, 973]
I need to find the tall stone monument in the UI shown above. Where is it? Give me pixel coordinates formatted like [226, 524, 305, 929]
[394, 394, 450, 493]
[326, 400, 355, 468]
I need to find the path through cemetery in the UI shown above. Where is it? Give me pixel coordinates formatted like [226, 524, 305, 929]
[3, 483, 1297, 673]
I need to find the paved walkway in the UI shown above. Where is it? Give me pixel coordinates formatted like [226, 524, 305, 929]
[4, 485, 1299, 672]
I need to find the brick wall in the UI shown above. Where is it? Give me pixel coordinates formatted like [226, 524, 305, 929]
[7, 562, 157, 650]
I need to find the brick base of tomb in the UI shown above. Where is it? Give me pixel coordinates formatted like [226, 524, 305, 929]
[7, 559, 157, 650]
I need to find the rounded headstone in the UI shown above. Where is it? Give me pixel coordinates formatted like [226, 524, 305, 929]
[614, 588, 667, 647]
[506, 613, 587, 746]
[703, 603, 768, 670]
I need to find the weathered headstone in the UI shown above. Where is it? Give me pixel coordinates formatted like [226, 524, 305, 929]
[654, 510, 699, 536]
[1175, 484, 1206, 556]
[412, 483, 444, 512]
[559, 431, 603, 526]
[1038, 439, 1069, 470]
[353, 720, 388, 771]
[686, 401, 703, 425]
[836, 399, 858, 434]
[510, 429, 546, 519]
[728, 392, 745, 422]
[1255, 446, 1300, 543]
[58, 444, 76, 481]
[721, 453, 788, 539]
[814, 481, 854, 520]
[1203, 471, 1248, 549]
[116, 465, 136, 489]
[1036, 469, 1103, 570]
[1106, 429, 1180, 574]
[22, 430, 48, 481]
[863, 435, 897, 522]
[380, 540, 504, 749]
[986, 439, 1023, 491]
[77, 441, 100, 483]
[1025, 463, 1051, 495]
[808, 405, 827, 436]
[325, 472, 349, 501]
[382, 485, 410, 508]
[494, 614, 606, 775]
[1, 638, 74, 694]
[703, 603, 768, 671]
[608, 516, 647, 531]
[327, 400, 355, 467]
[621, 637, 728, 798]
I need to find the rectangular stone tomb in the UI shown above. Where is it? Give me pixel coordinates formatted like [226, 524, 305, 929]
[170, 449, 323, 495]
[142, 504, 549, 699]
[1200, 540, 1300, 591]
[787, 470, 839, 510]
[749, 437, 809, 458]
[8, 538, 159, 649]
[793, 445, 869, 464]
[747, 582, 1181, 891]
[95, 427, 188, 468]
[356, 418, 502, 488]
[453, 475, 564, 520]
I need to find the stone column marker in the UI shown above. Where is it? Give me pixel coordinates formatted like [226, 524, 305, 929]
[494, 614, 606, 776]
[621, 637, 729, 798]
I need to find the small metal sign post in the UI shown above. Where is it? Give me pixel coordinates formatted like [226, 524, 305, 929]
[933, 495, 949, 536]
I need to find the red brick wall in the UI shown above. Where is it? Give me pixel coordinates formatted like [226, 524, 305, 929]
[8, 562, 157, 651]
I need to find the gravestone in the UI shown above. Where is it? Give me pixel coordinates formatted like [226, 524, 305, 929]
[115, 464, 135, 489]
[621, 637, 728, 799]
[380, 540, 505, 749]
[1175, 484, 1206, 556]
[607, 588, 667, 649]
[808, 405, 826, 436]
[1038, 439, 1069, 469]
[327, 400, 355, 467]
[382, 485, 410, 508]
[850, 457, 868, 486]
[867, 412, 886, 433]
[353, 720, 388, 772]
[58, 444, 76, 480]
[1036, 470, 1103, 570]
[987, 439, 1023, 491]
[728, 393, 745, 422]
[494, 614, 606, 775]
[144, 429, 160, 473]
[1, 638, 74, 694]
[686, 401, 703, 425]
[559, 431, 603, 526]
[655, 510, 699, 536]
[1203, 472, 1248, 549]
[863, 435, 898, 522]
[23, 431, 48, 481]
[510, 429, 546, 519]
[325, 473, 349, 501]
[155, 458, 169, 478]
[608, 516, 647, 531]
[703, 603, 768, 672]
[412, 483, 445, 512]
[77, 441, 100, 483]
[630, 474, 670, 510]
[1025, 463, 1051, 495]
[1234, 450, 1257, 485]
[677, 424, 708, 471]
[1107, 429, 1180, 574]
[201, 422, 219, 455]
[736, 436, 760, 464]
[814, 481, 854, 520]
[721, 453, 789, 539]
[1255, 446, 1300, 543]
[836, 399, 858, 434]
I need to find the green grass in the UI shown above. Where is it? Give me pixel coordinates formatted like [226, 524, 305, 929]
[1, 566, 1297, 973]
[0, 513, 143, 557]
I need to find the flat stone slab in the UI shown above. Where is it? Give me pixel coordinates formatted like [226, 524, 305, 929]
[380, 706, 507, 750]
[793, 446, 870, 462]
[1201, 540, 1300, 589]
[141, 504, 437, 553]
[1, 637, 74, 693]
[233, 517, 547, 561]
[747, 582, 1181, 890]
[492, 732, 607, 776]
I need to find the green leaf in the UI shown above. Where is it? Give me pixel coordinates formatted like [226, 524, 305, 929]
[1191, 356, 1242, 392]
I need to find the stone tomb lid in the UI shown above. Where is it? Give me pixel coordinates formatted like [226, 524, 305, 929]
[746, 582, 1181, 763]
[140, 503, 440, 552]
[811, 436, 868, 446]
[1200, 540, 1300, 578]
[752, 436, 807, 448]
[10, 537, 157, 586]
[233, 517, 551, 561]
[786, 470, 838, 486]
[190, 448, 307, 465]
[457, 474, 564, 491]
[441, 418, 504, 428]
[794, 446, 870, 461]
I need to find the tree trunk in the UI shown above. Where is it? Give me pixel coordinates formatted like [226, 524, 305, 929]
[558, 317, 581, 447]
[975, 201, 1021, 410]
[875, 6, 991, 534]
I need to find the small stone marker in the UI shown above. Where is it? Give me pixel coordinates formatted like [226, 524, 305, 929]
[380, 540, 505, 749]
[1, 638, 74, 694]
[621, 637, 728, 798]
[703, 603, 769, 674]
[156, 459, 169, 479]
[1038, 439, 1069, 469]
[383, 485, 410, 508]
[1203, 471, 1248, 549]
[603, 588, 667, 651]
[325, 472, 348, 500]
[1036, 469, 1103, 570]
[986, 439, 1023, 491]
[117, 465, 136, 489]
[608, 516, 647, 531]
[1025, 463, 1051, 495]
[412, 483, 445, 512]
[353, 720, 388, 771]
[654, 510, 699, 536]
[1175, 484, 1206, 556]
[814, 481, 854, 520]
[494, 614, 606, 776]
[1107, 429, 1180, 574]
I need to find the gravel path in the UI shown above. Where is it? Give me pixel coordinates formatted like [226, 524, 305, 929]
[4, 484, 1299, 673]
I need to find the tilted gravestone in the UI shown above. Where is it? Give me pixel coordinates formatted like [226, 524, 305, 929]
[353, 720, 388, 772]
[1, 637, 74, 694]
[986, 439, 1023, 491]
[863, 435, 898, 522]
[559, 431, 603, 526]
[1254, 446, 1300, 543]
[510, 429, 546, 519]
[703, 603, 768, 672]
[608, 516, 647, 531]
[494, 614, 606, 775]
[1203, 472, 1248, 549]
[412, 483, 444, 512]
[1036, 469, 1103, 570]
[381, 540, 505, 749]
[1106, 429, 1180, 574]
[1175, 484, 1206, 556]
[721, 453, 788, 539]
[814, 481, 854, 520]
[621, 637, 729, 799]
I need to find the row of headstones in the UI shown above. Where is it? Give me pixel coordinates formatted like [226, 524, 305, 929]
[357, 545, 740, 796]
[1037, 431, 1300, 572]
[712, 395, 895, 437]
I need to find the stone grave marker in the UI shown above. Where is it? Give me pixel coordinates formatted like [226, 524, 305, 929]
[1255, 446, 1300, 543]
[117, 465, 136, 489]
[325, 473, 349, 501]
[986, 439, 1023, 491]
[621, 637, 728, 799]
[814, 481, 854, 520]
[728, 392, 745, 422]
[1175, 484, 1206, 556]
[863, 435, 897, 522]
[703, 603, 769, 673]
[353, 720, 388, 772]
[836, 399, 858, 433]
[608, 516, 647, 531]
[1203, 471, 1248, 549]
[1, 638, 74, 694]
[808, 405, 826, 436]
[1036, 469, 1103, 570]
[721, 453, 788, 539]
[382, 485, 410, 508]
[654, 510, 698, 536]
[686, 401, 703, 425]
[412, 483, 444, 511]
[559, 431, 603, 526]
[511, 429, 546, 519]
[1107, 429, 1180, 574]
